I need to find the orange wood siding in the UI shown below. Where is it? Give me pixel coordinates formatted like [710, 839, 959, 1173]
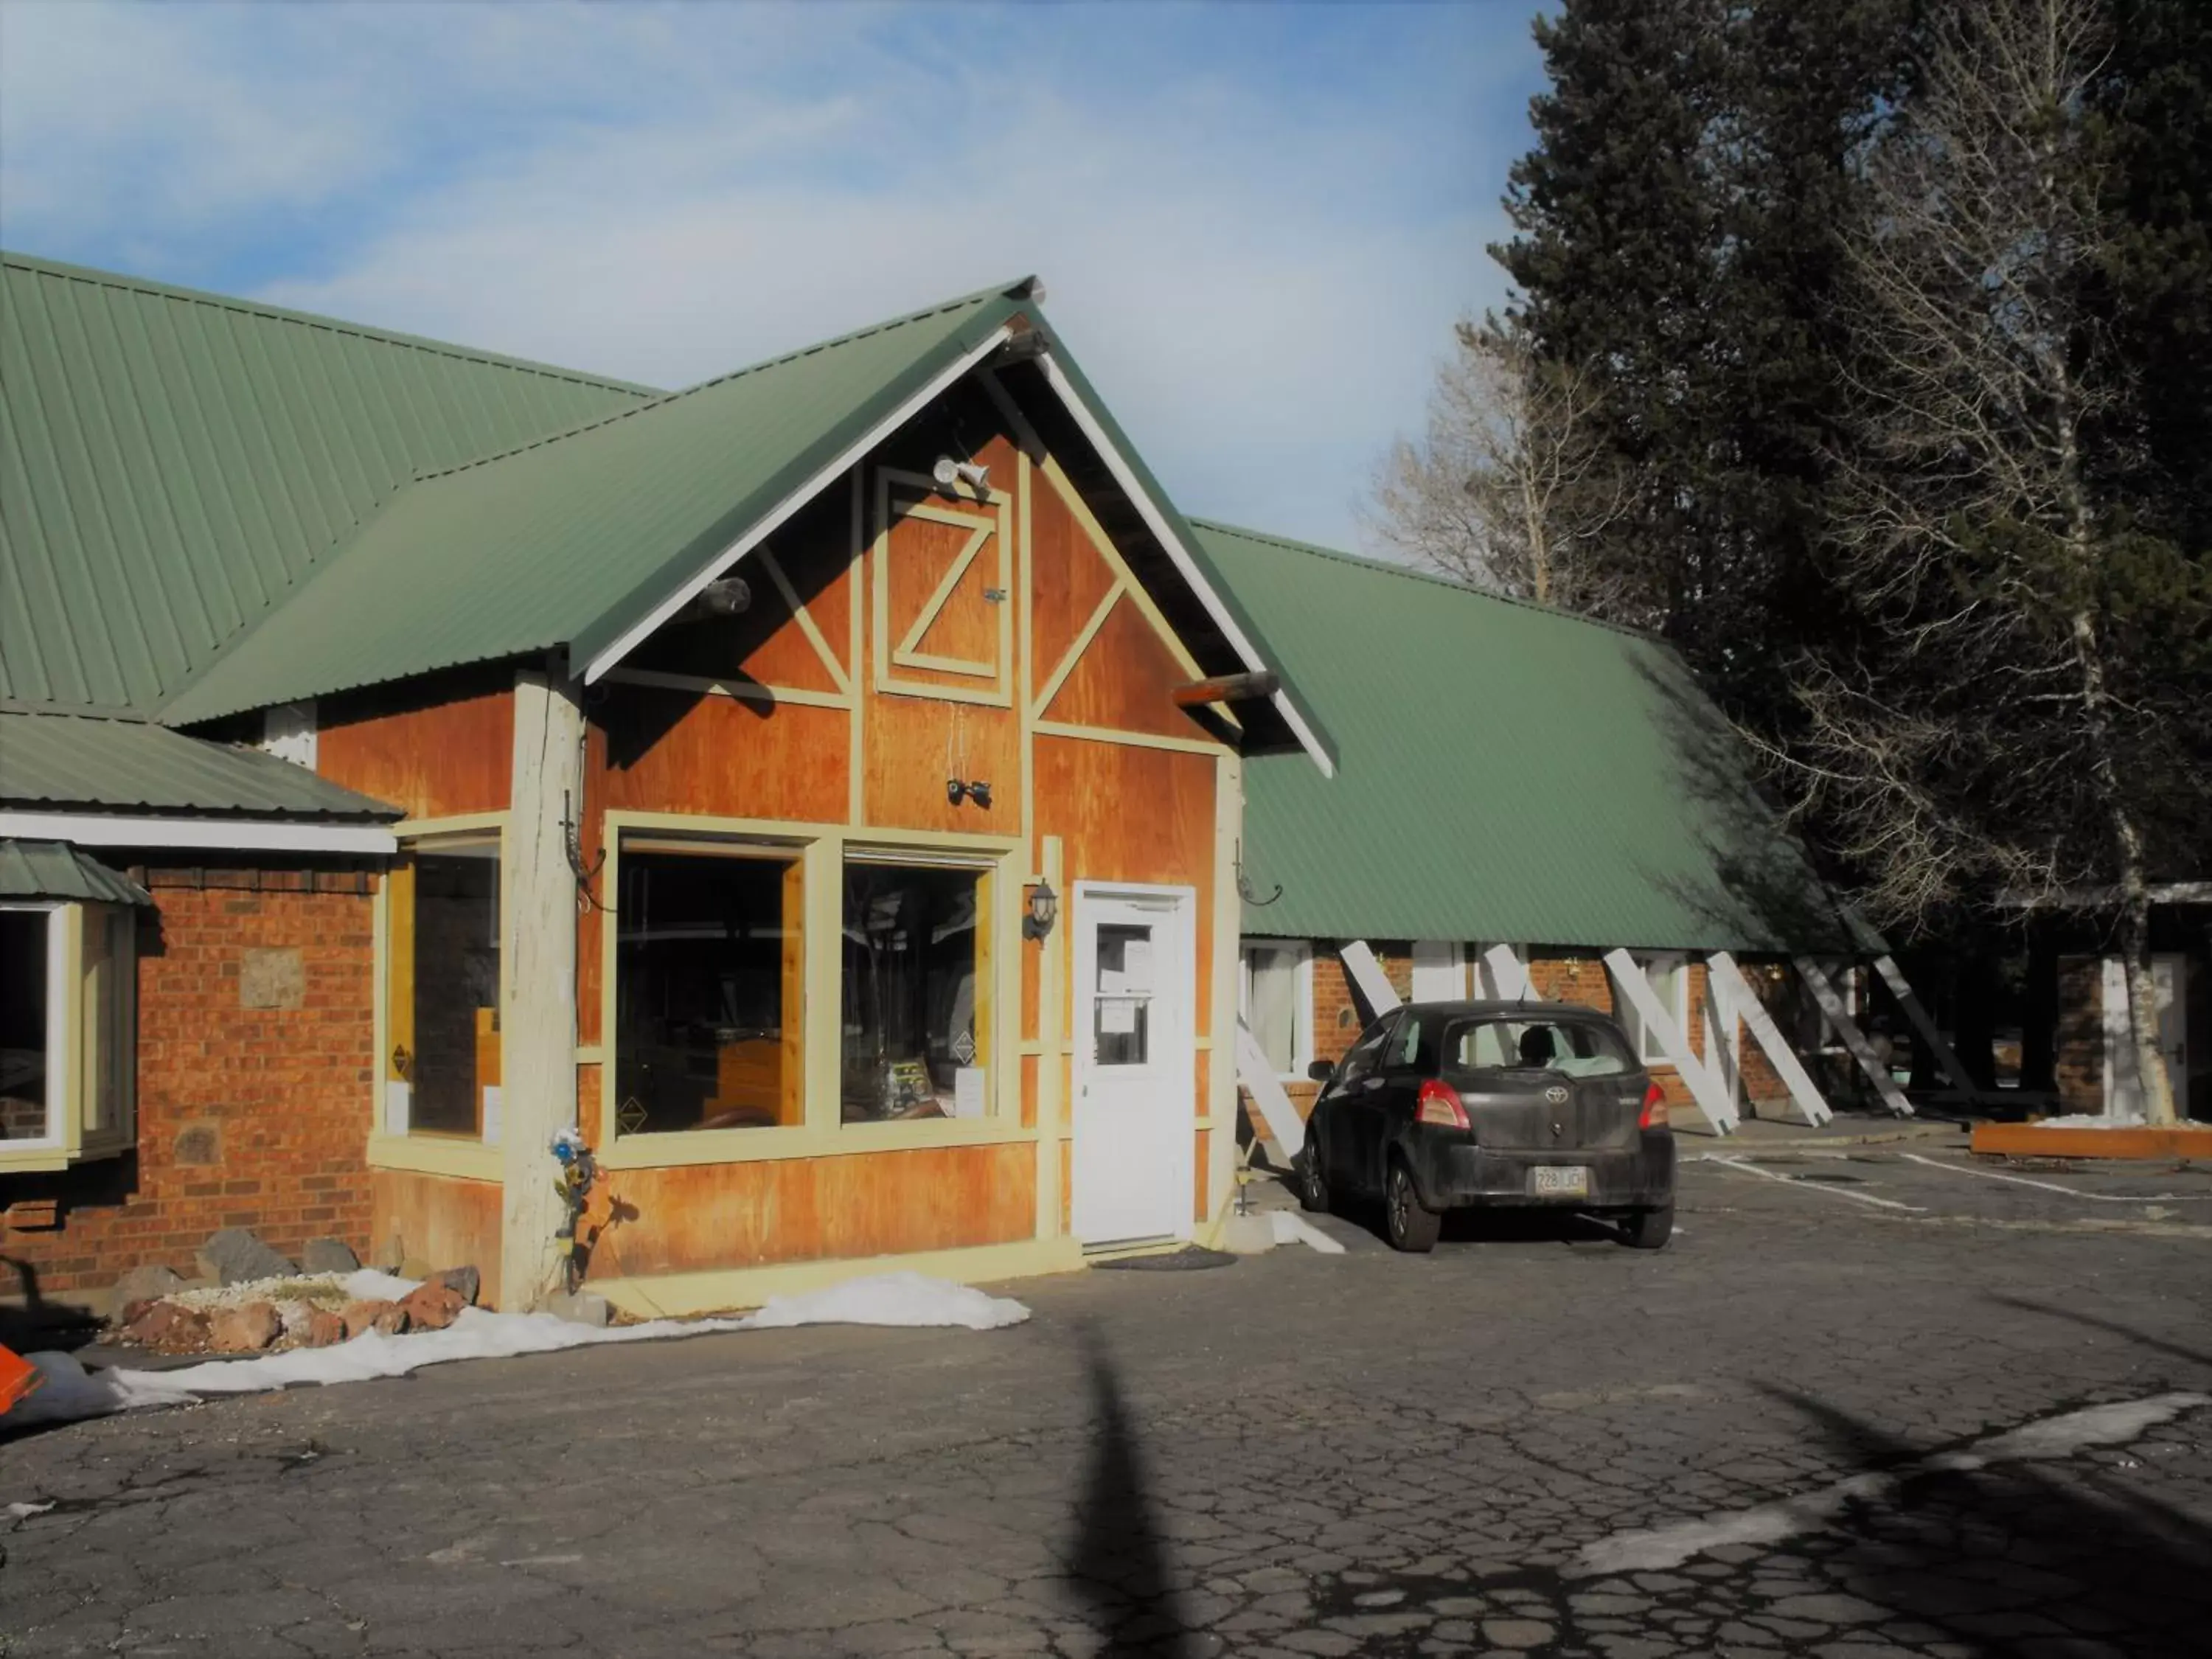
[860, 691, 1018, 833]
[582, 1142, 1036, 1278]
[318, 677, 513, 818]
[1032, 735, 1218, 1036]
[370, 1170, 504, 1307]
[597, 689, 849, 824]
[1028, 473, 1121, 698]
[1041, 596, 1202, 740]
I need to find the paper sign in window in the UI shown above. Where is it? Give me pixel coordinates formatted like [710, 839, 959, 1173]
[1120, 939, 1155, 993]
[953, 1066, 986, 1118]
[1099, 998, 1140, 1035]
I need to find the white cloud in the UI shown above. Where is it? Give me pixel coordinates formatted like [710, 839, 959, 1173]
[0, 0, 1536, 549]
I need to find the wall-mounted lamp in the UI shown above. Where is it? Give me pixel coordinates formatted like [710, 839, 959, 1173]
[1023, 877, 1059, 941]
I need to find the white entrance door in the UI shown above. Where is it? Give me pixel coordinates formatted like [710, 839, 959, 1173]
[2103, 954, 2188, 1118]
[1071, 885, 1195, 1246]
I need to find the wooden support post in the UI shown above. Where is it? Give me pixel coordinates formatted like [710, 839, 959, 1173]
[1338, 939, 1400, 1020]
[1795, 956, 1915, 1117]
[1604, 948, 1739, 1134]
[1872, 954, 1980, 1100]
[501, 667, 585, 1310]
[1235, 1018, 1307, 1158]
[1708, 952, 1833, 1127]
[1482, 943, 1536, 1001]
[1034, 835, 1064, 1242]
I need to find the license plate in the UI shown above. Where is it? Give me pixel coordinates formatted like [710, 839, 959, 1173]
[1531, 1165, 1590, 1197]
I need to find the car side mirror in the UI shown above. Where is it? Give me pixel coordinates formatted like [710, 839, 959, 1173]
[1307, 1059, 1335, 1082]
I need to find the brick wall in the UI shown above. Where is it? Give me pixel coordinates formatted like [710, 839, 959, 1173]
[0, 869, 378, 1309]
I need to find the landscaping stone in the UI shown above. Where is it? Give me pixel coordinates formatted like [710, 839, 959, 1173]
[124, 1301, 210, 1353]
[302, 1309, 348, 1348]
[340, 1299, 408, 1338]
[301, 1238, 361, 1274]
[398, 1256, 434, 1281]
[110, 1263, 184, 1315]
[206, 1301, 282, 1353]
[431, 1265, 481, 1306]
[545, 1289, 613, 1327]
[397, 1281, 467, 1332]
[195, 1228, 296, 1286]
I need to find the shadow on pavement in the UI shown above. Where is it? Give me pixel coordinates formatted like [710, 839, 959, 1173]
[1983, 1291, 2212, 1371]
[1743, 1380, 2212, 1656]
[1067, 1322, 1191, 1655]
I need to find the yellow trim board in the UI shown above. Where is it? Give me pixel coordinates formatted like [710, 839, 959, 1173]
[593, 1235, 1086, 1319]
[366, 1133, 504, 1183]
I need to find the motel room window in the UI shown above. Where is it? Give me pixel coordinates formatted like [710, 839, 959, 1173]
[1, 901, 136, 1166]
[841, 858, 992, 1123]
[1618, 951, 1689, 1065]
[614, 844, 802, 1135]
[384, 844, 501, 1140]
[1239, 941, 1311, 1077]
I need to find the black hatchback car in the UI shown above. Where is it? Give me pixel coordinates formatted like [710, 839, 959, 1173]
[1297, 1001, 1674, 1252]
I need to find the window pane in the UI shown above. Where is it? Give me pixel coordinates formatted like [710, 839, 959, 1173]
[617, 849, 801, 1134]
[1, 910, 52, 1141]
[1093, 922, 1153, 1068]
[842, 862, 990, 1121]
[1448, 1018, 1634, 1079]
[409, 852, 501, 1136]
[1245, 947, 1296, 1073]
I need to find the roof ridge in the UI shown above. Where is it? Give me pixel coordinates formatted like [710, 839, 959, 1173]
[1, 248, 663, 398]
[1186, 517, 1663, 644]
[406, 274, 1039, 486]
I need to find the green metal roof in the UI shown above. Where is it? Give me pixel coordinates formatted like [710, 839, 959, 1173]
[159, 281, 1039, 724]
[0, 709, 397, 818]
[1, 251, 656, 716]
[1195, 522, 1868, 956]
[0, 839, 151, 905]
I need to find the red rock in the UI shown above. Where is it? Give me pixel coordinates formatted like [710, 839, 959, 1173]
[117, 1298, 157, 1328]
[302, 1308, 348, 1348]
[124, 1301, 211, 1353]
[340, 1298, 407, 1338]
[206, 1301, 282, 1353]
[397, 1281, 467, 1332]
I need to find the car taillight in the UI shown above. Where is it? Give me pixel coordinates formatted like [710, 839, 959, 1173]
[1639, 1081, 1669, 1129]
[1416, 1079, 1470, 1128]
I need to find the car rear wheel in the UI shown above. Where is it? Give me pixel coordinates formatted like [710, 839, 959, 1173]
[1618, 1203, 1674, 1250]
[1297, 1142, 1332, 1213]
[1385, 1160, 1440, 1253]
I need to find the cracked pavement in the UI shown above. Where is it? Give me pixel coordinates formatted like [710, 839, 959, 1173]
[4, 1147, 2210, 1657]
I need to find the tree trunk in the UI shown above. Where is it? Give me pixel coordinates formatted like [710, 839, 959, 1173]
[2115, 883, 2176, 1124]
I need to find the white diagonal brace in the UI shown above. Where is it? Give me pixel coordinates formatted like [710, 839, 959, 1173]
[1708, 951, 1833, 1127]
[1795, 957, 1915, 1117]
[1604, 948, 1739, 1134]
[1338, 940, 1402, 1019]
[1871, 954, 1980, 1100]
[1483, 943, 1537, 1001]
[1234, 1018, 1306, 1159]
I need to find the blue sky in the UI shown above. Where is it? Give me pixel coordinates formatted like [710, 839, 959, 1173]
[0, 1, 1547, 551]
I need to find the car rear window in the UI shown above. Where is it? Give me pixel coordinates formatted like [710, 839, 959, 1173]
[1444, 1018, 1635, 1079]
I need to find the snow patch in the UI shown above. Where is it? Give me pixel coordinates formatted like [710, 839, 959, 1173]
[1269, 1211, 1347, 1254]
[2031, 1113, 2142, 1130]
[1576, 1391, 2212, 1576]
[7, 1500, 56, 1519]
[4, 1273, 1028, 1430]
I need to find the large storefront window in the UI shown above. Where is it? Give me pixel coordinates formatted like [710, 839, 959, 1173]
[616, 846, 802, 1134]
[386, 845, 500, 1139]
[841, 859, 992, 1124]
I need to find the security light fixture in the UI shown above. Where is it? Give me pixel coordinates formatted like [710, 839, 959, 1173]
[932, 456, 991, 495]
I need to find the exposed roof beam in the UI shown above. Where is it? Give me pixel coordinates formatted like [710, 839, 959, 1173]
[1173, 670, 1279, 709]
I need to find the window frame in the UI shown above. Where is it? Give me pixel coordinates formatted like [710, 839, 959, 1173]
[594, 812, 1028, 1170]
[1624, 950, 1691, 1065]
[368, 820, 510, 1180]
[1238, 937, 1313, 1081]
[0, 898, 136, 1173]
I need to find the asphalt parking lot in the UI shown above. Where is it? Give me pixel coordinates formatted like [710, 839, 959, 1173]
[5, 1141, 2210, 1658]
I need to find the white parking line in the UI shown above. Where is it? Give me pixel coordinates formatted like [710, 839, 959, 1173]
[1695, 1154, 1927, 1212]
[1896, 1150, 2212, 1203]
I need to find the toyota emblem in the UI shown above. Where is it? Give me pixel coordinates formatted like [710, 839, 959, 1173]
[1545, 1085, 1569, 1105]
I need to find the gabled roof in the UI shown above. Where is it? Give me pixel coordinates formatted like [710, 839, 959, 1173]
[0, 251, 656, 716]
[160, 280, 1035, 726]
[1194, 521, 1872, 956]
[0, 709, 396, 819]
